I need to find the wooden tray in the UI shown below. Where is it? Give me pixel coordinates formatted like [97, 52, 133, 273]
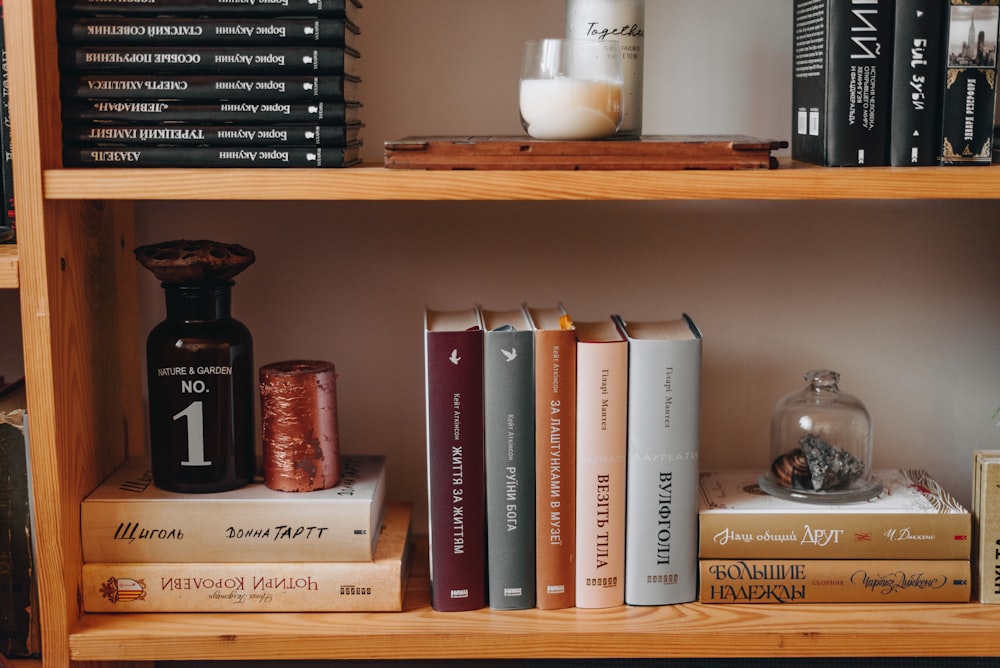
[384, 135, 788, 170]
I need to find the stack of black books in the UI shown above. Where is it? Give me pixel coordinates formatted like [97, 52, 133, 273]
[56, 0, 363, 168]
[791, 0, 999, 168]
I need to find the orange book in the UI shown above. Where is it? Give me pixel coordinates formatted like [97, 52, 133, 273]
[573, 319, 627, 608]
[525, 304, 577, 610]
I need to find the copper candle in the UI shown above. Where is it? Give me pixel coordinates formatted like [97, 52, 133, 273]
[259, 360, 340, 492]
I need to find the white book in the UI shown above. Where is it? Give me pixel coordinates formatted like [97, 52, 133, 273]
[573, 319, 627, 609]
[615, 314, 702, 606]
[82, 454, 386, 563]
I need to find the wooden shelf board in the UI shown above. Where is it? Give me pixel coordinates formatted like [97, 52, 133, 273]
[0, 244, 18, 289]
[69, 600, 1000, 662]
[69, 541, 1000, 662]
[42, 162, 1000, 202]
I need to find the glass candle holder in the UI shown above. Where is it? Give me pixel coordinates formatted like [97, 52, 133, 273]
[760, 369, 882, 504]
[519, 38, 623, 141]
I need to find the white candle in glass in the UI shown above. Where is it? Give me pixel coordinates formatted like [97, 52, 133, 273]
[519, 77, 623, 140]
[519, 39, 624, 141]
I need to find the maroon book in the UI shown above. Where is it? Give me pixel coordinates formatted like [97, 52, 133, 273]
[424, 307, 486, 611]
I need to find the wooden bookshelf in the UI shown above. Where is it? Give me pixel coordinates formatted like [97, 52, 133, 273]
[6, 1, 1000, 666]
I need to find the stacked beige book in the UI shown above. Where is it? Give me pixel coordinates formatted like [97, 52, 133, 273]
[697, 469, 971, 603]
[80, 454, 414, 612]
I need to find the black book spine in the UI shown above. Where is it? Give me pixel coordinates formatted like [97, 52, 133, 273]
[56, 17, 360, 46]
[940, 1, 999, 165]
[61, 100, 362, 124]
[55, 0, 362, 17]
[63, 122, 362, 147]
[59, 45, 360, 75]
[0, 0, 14, 240]
[792, 0, 894, 166]
[61, 74, 360, 102]
[890, 0, 948, 166]
[0, 179, 8, 243]
[64, 145, 361, 167]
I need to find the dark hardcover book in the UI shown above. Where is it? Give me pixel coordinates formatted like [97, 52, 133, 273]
[0, 177, 9, 243]
[0, 0, 14, 238]
[62, 100, 361, 124]
[61, 74, 361, 103]
[0, 381, 40, 658]
[57, 16, 360, 46]
[56, 0, 362, 17]
[64, 121, 362, 147]
[63, 144, 361, 167]
[940, 1, 999, 165]
[481, 307, 536, 611]
[59, 45, 360, 76]
[890, 0, 949, 166]
[791, 0, 894, 166]
[424, 307, 487, 612]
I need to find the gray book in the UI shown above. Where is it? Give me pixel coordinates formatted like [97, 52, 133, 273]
[481, 307, 536, 610]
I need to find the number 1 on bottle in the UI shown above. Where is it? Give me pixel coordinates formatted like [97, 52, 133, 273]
[174, 401, 211, 466]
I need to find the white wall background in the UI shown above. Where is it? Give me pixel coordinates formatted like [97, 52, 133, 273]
[125, 0, 999, 528]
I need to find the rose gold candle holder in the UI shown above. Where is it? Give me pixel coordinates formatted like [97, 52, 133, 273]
[259, 360, 340, 492]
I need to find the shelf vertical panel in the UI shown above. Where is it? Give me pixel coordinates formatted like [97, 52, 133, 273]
[6, 1, 146, 666]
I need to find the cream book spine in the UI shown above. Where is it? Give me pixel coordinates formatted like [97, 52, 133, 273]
[700, 558, 971, 603]
[81, 454, 386, 563]
[699, 468, 971, 560]
[573, 319, 627, 609]
[82, 502, 412, 613]
[974, 450, 1000, 603]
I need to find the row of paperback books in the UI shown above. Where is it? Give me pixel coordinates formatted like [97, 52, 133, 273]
[698, 468, 972, 603]
[424, 305, 703, 611]
[56, 0, 364, 167]
[78, 454, 417, 612]
[792, 0, 999, 167]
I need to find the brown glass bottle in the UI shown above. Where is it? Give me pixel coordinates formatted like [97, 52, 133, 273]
[146, 282, 254, 493]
